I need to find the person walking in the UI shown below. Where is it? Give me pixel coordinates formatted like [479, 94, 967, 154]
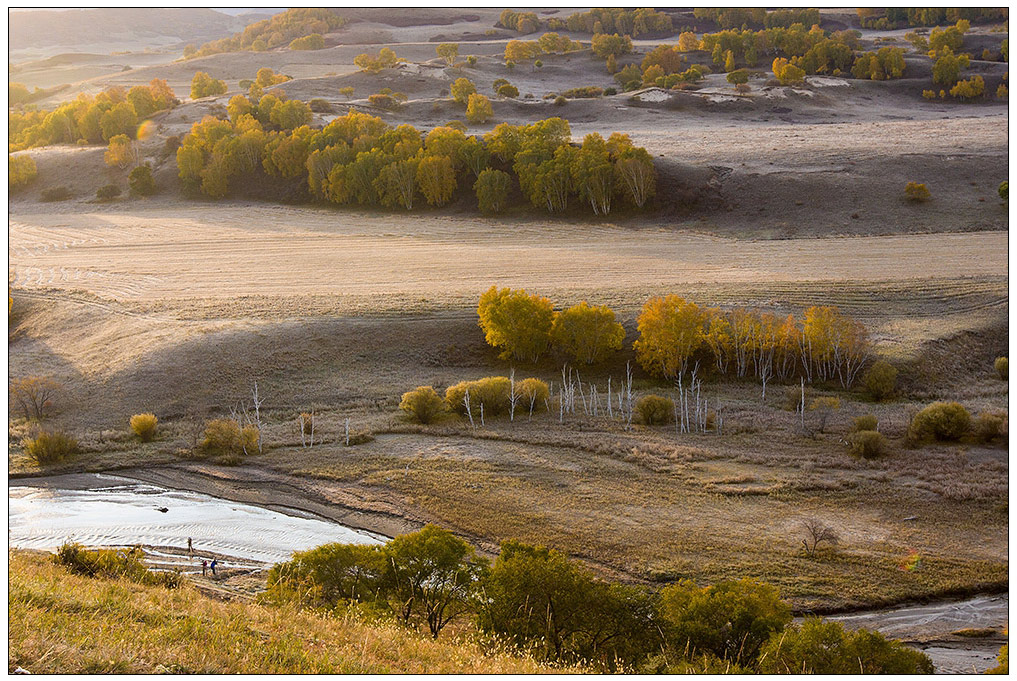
[201, 559, 208, 576]
[187, 537, 193, 555]
[210, 558, 218, 576]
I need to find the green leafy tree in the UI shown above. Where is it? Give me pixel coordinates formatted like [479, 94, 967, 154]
[932, 48, 970, 85]
[99, 102, 138, 141]
[474, 168, 511, 214]
[269, 99, 313, 130]
[572, 132, 614, 215]
[375, 158, 419, 209]
[591, 33, 633, 58]
[758, 617, 933, 673]
[128, 164, 157, 196]
[383, 525, 486, 639]
[477, 286, 555, 362]
[658, 578, 792, 666]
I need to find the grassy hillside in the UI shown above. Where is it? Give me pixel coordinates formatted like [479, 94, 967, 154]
[7, 550, 574, 674]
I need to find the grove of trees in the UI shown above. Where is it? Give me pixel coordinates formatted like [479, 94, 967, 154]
[9, 80, 177, 151]
[267, 528, 933, 673]
[548, 8, 672, 36]
[175, 104, 657, 215]
[184, 8, 346, 58]
[478, 287, 626, 365]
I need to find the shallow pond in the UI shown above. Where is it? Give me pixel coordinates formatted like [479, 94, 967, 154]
[9, 473, 384, 566]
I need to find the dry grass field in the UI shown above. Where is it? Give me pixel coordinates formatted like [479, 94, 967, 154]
[8, 7, 1008, 617]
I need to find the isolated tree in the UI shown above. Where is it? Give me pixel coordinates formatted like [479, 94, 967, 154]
[104, 134, 137, 169]
[451, 77, 477, 105]
[477, 286, 555, 362]
[634, 295, 707, 378]
[677, 31, 700, 51]
[339, 86, 355, 99]
[551, 302, 626, 364]
[10, 376, 61, 421]
[474, 168, 511, 214]
[190, 71, 227, 99]
[591, 33, 633, 58]
[436, 42, 459, 67]
[800, 518, 839, 557]
[727, 69, 750, 85]
[128, 164, 157, 196]
[465, 93, 493, 124]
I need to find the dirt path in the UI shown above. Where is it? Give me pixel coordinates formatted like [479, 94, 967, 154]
[8, 207, 1007, 304]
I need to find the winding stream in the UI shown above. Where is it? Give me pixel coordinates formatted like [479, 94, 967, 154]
[8, 474, 1006, 673]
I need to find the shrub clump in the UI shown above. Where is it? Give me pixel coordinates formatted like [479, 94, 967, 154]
[497, 83, 519, 98]
[129, 413, 158, 442]
[96, 184, 122, 201]
[851, 414, 878, 432]
[128, 164, 157, 196]
[202, 418, 259, 456]
[862, 360, 897, 401]
[56, 542, 181, 588]
[974, 412, 1006, 444]
[561, 86, 603, 98]
[635, 394, 674, 425]
[445, 377, 511, 416]
[24, 430, 79, 464]
[909, 401, 971, 442]
[847, 430, 887, 459]
[399, 386, 446, 424]
[994, 356, 1008, 380]
[40, 186, 73, 202]
[904, 181, 930, 202]
[516, 377, 550, 413]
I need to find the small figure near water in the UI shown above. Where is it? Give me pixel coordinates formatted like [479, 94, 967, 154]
[210, 558, 218, 576]
[201, 559, 208, 576]
[187, 537, 193, 555]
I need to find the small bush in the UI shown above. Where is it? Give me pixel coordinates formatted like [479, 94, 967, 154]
[909, 401, 971, 442]
[399, 386, 446, 424]
[24, 430, 79, 464]
[466, 55, 477, 66]
[497, 83, 519, 98]
[96, 184, 122, 201]
[40, 186, 73, 202]
[635, 394, 674, 425]
[904, 181, 930, 202]
[554, 95, 567, 106]
[516, 378, 550, 412]
[129, 413, 158, 442]
[848, 430, 887, 459]
[445, 377, 511, 416]
[862, 360, 897, 401]
[851, 414, 879, 432]
[128, 164, 157, 196]
[367, 93, 400, 110]
[309, 98, 333, 113]
[974, 412, 1006, 443]
[604, 87, 617, 95]
[56, 542, 181, 588]
[561, 86, 603, 98]
[994, 356, 1008, 379]
[202, 418, 259, 456]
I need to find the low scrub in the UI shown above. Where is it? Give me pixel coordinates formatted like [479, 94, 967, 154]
[561, 86, 603, 98]
[96, 184, 122, 201]
[904, 181, 930, 202]
[40, 186, 73, 202]
[847, 430, 887, 459]
[399, 386, 446, 424]
[129, 413, 158, 442]
[517, 378, 550, 413]
[862, 360, 897, 401]
[56, 542, 181, 588]
[24, 430, 79, 464]
[974, 412, 1007, 444]
[445, 377, 511, 416]
[994, 356, 1008, 380]
[635, 394, 674, 425]
[851, 414, 879, 432]
[909, 401, 971, 442]
[201, 418, 259, 456]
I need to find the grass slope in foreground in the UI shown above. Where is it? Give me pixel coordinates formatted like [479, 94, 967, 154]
[7, 550, 570, 674]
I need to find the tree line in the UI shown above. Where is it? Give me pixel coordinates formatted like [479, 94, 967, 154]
[548, 8, 673, 37]
[9, 80, 177, 152]
[858, 7, 1006, 30]
[175, 103, 657, 215]
[266, 526, 933, 673]
[477, 288, 871, 389]
[183, 8, 345, 59]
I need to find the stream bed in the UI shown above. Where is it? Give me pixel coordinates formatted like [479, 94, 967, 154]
[9, 473, 384, 566]
[8, 473, 1007, 673]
